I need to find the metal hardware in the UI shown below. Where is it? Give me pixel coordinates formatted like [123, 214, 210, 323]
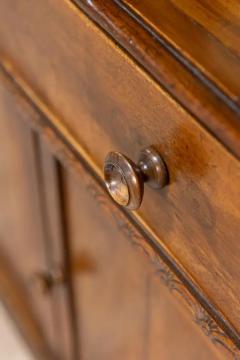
[104, 146, 168, 210]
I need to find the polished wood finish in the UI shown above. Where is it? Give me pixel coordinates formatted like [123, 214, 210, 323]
[0, 87, 54, 358]
[0, 0, 239, 359]
[0, 0, 239, 158]
[0, 68, 76, 360]
[0, 63, 238, 358]
[63, 167, 222, 360]
[0, 0, 239, 337]
[37, 141, 78, 360]
[74, 0, 240, 158]
[119, 0, 240, 106]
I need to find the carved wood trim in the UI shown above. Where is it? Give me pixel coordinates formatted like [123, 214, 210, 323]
[1, 63, 240, 358]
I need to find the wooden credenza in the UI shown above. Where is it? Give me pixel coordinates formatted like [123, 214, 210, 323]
[0, 1, 240, 359]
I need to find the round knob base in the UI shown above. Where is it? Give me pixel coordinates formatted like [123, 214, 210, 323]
[138, 147, 168, 189]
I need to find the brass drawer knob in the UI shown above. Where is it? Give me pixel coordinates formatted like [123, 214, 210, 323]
[104, 146, 168, 210]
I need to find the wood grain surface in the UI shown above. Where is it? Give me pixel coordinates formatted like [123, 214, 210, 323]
[0, 0, 239, 336]
[118, 0, 240, 106]
[74, 0, 240, 158]
[0, 65, 75, 360]
[63, 166, 223, 360]
[0, 76, 55, 358]
[0, 0, 239, 158]
[38, 142, 79, 360]
[0, 0, 239, 357]
[0, 62, 238, 358]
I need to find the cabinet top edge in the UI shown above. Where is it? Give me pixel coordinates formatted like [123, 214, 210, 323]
[73, 0, 240, 159]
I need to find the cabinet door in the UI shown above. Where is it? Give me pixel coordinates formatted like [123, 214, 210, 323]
[61, 167, 222, 360]
[0, 72, 74, 359]
[0, 83, 54, 358]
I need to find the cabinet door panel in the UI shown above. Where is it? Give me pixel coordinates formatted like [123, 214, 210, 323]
[62, 168, 221, 360]
[0, 99, 53, 358]
[0, 76, 61, 358]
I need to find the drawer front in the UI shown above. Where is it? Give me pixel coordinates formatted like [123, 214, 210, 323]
[0, 0, 239, 337]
